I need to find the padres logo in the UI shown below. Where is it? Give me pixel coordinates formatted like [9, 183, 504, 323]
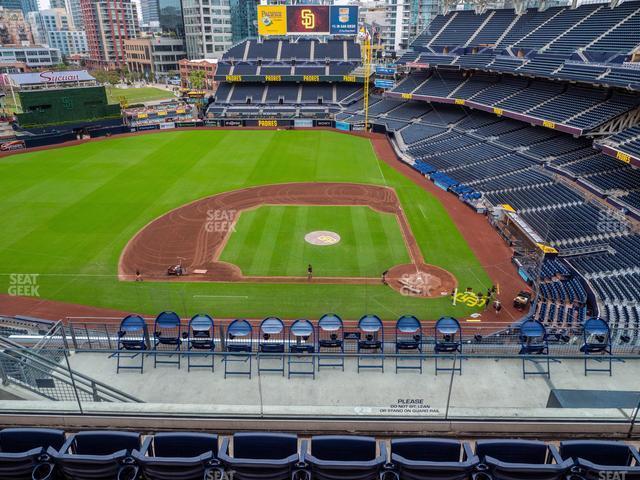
[305, 231, 341, 246]
[301, 9, 315, 29]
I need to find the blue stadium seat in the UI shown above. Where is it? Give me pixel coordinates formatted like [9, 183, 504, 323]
[0, 428, 65, 480]
[133, 432, 219, 480]
[258, 317, 286, 376]
[389, 438, 479, 480]
[434, 317, 462, 375]
[185, 314, 215, 372]
[218, 433, 300, 480]
[153, 311, 182, 368]
[224, 319, 254, 378]
[116, 314, 149, 374]
[475, 439, 573, 480]
[357, 315, 385, 372]
[559, 440, 640, 478]
[395, 315, 423, 373]
[302, 435, 386, 480]
[317, 313, 345, 371]
[53, 431, 142, 480]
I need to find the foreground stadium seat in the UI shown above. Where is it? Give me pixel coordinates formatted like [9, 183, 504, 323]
[153, 311, 182, 369]
[224, 319, 253, 378]
[133, 432, 220, 480]
[559, 440, 640, 479]
[434, 317, 462, 375]
[302, 435, 386, 480]
[185, 314, 216, 372]
[388, 438, 479, 480]
[288, 319, 316, 378]
[116, 315, 149, 373]
[357, 315, 385, 372]
[475, 439, 572, 480]
[395, 315, 423, 373]
[519, 319, 550, 379]
[218, 432, 301, 480]
[258, 317, 286, 375]
[580, 318, 612, 375]
[53, 431, 142, 480]
[317, 313, 345, 370]
[0, 428, 65, 480]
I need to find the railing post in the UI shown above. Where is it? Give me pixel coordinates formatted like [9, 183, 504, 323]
[63, 350, 84, 414]
[0, 358, 8, 386]
[105, 324, 113, 349]
[60, 323, 70, 350]
[69, 323, 78, 350]
[628, 393, 640, 438]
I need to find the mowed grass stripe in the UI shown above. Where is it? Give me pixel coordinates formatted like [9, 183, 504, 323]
[246, 206, 286, 275]
[283, 206, 309, 277]
[218, 209, 258, 270]
[349, 207, 377, 277]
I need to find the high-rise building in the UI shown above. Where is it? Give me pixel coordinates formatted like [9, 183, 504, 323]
[0, 6, 34, 44]
[182, 0, 232, 59]
[140, 0, 159, 26]
[81, 0, 140, 69]
[28, 8, 88, 57]
[158, 0, 184, 37]
[229, 0, 257, 43]
[383, 0, 440, 52]
[0, 0, 38, 16]
[65, 0, 84, 30]
[124, 36, 186, 80]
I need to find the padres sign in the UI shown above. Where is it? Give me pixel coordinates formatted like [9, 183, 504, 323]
[287, 6, 329, 34]
[257, 5, 286, 36]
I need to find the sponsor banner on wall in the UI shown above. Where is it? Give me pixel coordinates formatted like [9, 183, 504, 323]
[329, 6, 358, 35]
[0, 139, 26, 151]
[374, 78, 395, 89]
[314, 120, 333, 127]
[257, 5, 287, 35]
[159, 122, 175, 130]
[204, 119, 220, 126]
[375, 65, 397, 75]
[287, 6, 330, 35]
[352, 122, 367, 131]
[294, 119, 313, 128]
[335, 121, 351, 132]
[223, 119, 243, 127]
[175, 121, 198, 128]
[135, 124, 160, 131]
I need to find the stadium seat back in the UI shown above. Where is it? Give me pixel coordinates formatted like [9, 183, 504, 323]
[311, 435, 376, 461]
[0, 428, 65, 453]
[560, 440, 633, 466]
[391, 438, 462, 462]
[233, 432, 297, 460]
[476, 440, 549, 464]
[152, 432, 218, 458]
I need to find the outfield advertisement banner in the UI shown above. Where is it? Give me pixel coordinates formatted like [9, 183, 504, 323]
[0, 140, 26, 151]
[329, 6, 358, 35]
[159, 122, 175, 129]
[287, 6, 330, 35]
[257, 5, 287, 36]
[134, 124, 160, 131]
[335, 121, 351, 131]
[294, 119, 313, 128]
[315, 120, 333, 127]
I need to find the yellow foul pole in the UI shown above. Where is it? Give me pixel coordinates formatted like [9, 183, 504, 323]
[362, 32, 371, 133]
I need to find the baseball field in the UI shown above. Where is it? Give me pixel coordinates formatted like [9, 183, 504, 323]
[0, 129, 496, 320]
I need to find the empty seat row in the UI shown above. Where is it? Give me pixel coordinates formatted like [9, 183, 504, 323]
[3, 428, 640, 480]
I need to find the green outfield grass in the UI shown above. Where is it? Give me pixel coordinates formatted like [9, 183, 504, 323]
[106, 86, 176, 105]
[220, 206, 411, 277]
[0, 130, 492, 320]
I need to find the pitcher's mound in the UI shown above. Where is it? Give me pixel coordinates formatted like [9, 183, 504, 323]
[305, 231, 341, 246]
[386, 263, 457, 298]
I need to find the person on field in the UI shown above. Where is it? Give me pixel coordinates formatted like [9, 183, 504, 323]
[307, 264, 313, 281]
[493, 299, 502, 315]
[135, 269, 143, 282]
[382, 270, 389, 285]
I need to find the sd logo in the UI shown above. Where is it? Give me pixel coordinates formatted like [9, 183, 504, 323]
[301, 9, 315, 29]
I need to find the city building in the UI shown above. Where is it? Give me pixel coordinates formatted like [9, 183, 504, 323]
[383, 0, 440, 52]
[0, 0, 38, 16]
[229, 0, 257, 43]
[182, 0, 232, 59]
[178, 58, 216, 90]
[28, 9, 88, 57]
[80, 0, 140, 69]
[140, 0, 160, 26]
[0, 6, 34, 45]
[125, 36, 186, 81]
[0, 45, 62, 69]
[158, 0, 184, 37]
[65, 0, 84, 30]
